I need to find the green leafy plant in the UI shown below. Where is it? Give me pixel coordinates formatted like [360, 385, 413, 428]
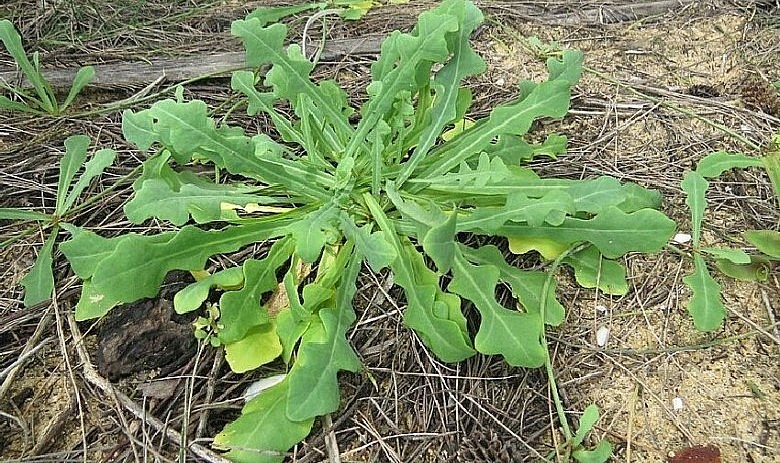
[59, 1, 674, 461]
[568, 405, 613, 463]
[0, 135, 115, 306]
[680, 136, 780, 330]
[245, 0, 408, 23]
[0, 19, 95, 115]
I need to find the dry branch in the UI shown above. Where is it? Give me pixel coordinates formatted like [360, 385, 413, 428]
[0, 36, 383, 88]
[537, 0, 696, 25]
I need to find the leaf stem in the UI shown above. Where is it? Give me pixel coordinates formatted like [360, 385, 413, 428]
[539, 243, 589, 446]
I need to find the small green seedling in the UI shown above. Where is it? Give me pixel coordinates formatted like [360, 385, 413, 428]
[1, 135, 115, 306]
[59, 1, 675, 461]
[568, 405, 613, 463]
[680, 138, 780, 331]
[0, 20, 94, 115]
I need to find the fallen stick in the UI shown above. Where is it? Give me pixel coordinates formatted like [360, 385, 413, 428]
[0, 36, 383, 89]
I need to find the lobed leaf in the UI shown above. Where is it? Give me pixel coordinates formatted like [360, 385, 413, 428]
[460, 244, 565, 325]
[231, 71, 305, 146]
[568, 176, 626, 214]
[421, 211, 457, 273]
[61, 216, 297, 318]
[449, 251, 546, 367]
[286, 246, 362, 421]
[219, 238, 295, 344]
[397, 0, 486, 184]
[499, 207, 676, 259]
[340, 215, 396, 272]
[345, 0, 460, 159]
[365, 194, 475, 362]
[287, 203, 339, 263]
[422, 80, 572, 179]
[126, 178, 277, 226]
[459, 190, 575, 233]
[231, 19, 354, 141]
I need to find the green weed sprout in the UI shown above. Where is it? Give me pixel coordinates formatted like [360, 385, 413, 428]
[680, 138, 780, 330]
[0, 19, 94, 115]
[1, 135, 115, 306]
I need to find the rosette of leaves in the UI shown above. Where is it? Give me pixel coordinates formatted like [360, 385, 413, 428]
[60, 0, 674, 461]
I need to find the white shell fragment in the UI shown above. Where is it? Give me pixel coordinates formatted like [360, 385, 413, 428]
[672, 397, 684, 412]
[596, 326, 610, 347]
[494, 77, 506, 86]
[243, 374, 287, 402]
[671, 233, 692, 244]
